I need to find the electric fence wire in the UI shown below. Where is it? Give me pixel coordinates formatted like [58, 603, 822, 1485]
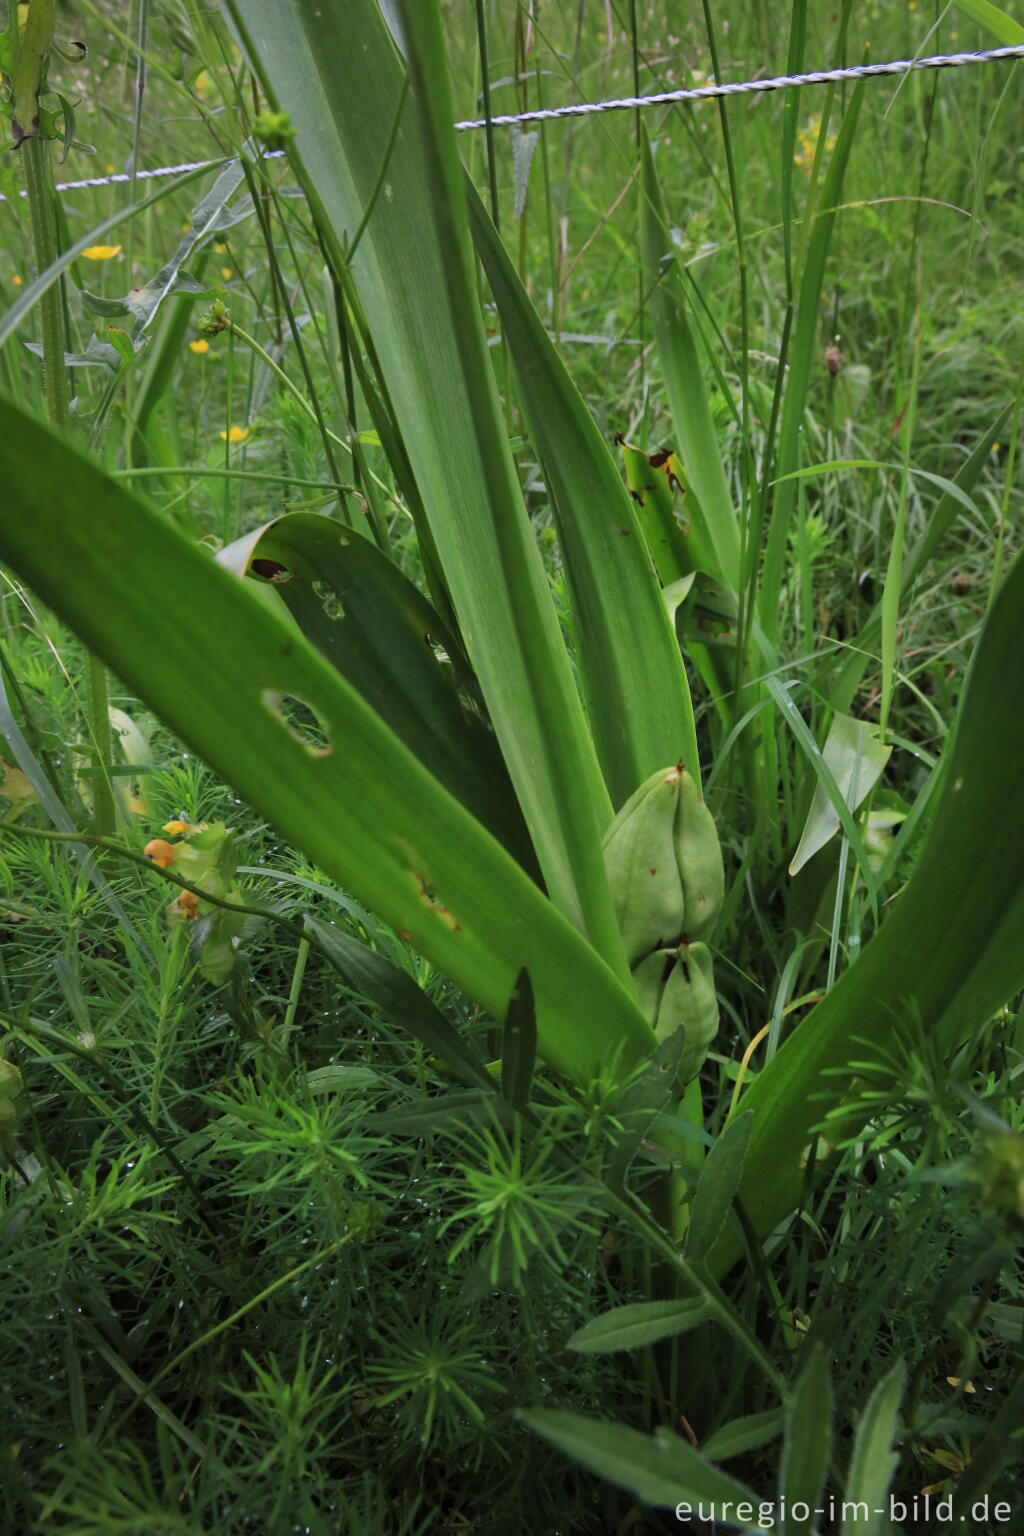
[2, 42, 1023, 201]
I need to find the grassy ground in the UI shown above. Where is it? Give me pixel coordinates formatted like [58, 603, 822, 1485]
[1, 1, 1023, 1531]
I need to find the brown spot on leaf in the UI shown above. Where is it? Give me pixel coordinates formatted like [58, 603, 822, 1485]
[411, 872, 461, 930]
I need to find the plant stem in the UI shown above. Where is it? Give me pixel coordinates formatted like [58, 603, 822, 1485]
[21, 136, 70, 428]
[21, 135, 116, 839]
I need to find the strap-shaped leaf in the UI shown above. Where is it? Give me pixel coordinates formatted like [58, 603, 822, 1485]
[639, 126, 741, 590]
[468, 183, 701, 802]
[841, 1361, 905, 1536]
[229, 0, 630, 971]
[0, 400, 655, 1086]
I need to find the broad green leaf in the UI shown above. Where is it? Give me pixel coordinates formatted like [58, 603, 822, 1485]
[468, 186, 701, 802]
[686, 1111, 752, 1264]
[219, 513, 539, 877]
[568, 1298, 709, 1354]
[841, 1361, 905, 1536]
[780, 1346, 832, 1536]
[520, 1409, 757, 1509]
[639, 126, 741, 590]
[982, 1301, 1024, 1342]
[789, 713, 892, 876]
[710, 548, 1024, 1274]
[500, 967, 537, 1113]
[954, 0, 1024, 43]
[0, 400, 655, 1085]
[230, 0, 630, 972]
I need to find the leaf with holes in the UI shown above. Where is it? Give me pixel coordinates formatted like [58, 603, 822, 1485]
[0, 399, 656, 1086]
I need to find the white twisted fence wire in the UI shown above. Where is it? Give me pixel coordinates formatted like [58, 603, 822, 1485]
[453, 43, 1024, 130]
[4, 42, 1021, 200]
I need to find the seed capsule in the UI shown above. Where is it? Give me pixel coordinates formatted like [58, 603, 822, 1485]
[631, 941, 720, 1084]
[603, 763, 724, 962]
[602, 766, 688, 965]
[674, 770, 724, 943]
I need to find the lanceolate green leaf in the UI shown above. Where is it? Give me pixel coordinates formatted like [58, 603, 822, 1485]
[0, 400, 655, 1084]
[467, 184, 700, 804]
[568, 1298, 710, 1354]
[685, 1111, 752, 1264]
[841, 1361, 905, 1536]
[520, 1409, 758, 1509]
[228, 0, 629, 974]
[710, 548, 1024, 1274]
[780, 1347, 832, 1536]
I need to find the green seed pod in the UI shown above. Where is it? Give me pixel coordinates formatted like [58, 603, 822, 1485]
[674, 771, 724, 943]
[631, 942, 720, 1084]
[602, 766, 688, 965]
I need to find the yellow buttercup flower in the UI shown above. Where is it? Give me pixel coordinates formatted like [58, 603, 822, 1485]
[220, 425, 249, 443]
[81, 244, 122, 261]
[189, 339, 210, 354]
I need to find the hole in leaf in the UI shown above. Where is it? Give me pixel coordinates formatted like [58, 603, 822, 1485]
[252, 558, 293, 583]
[262, 691, 333, 755]
[313, 581, 345, 622]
